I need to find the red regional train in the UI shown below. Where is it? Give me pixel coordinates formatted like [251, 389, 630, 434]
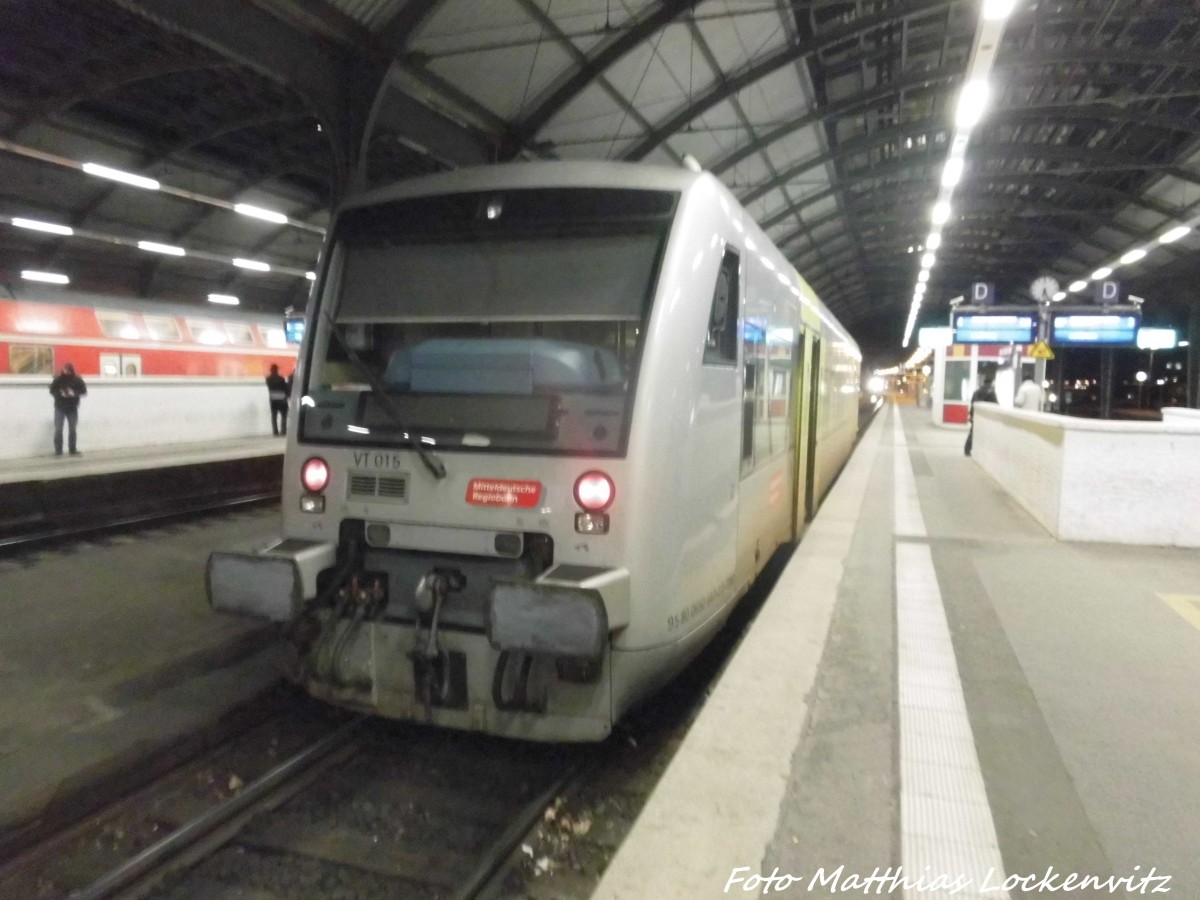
[0, 291, 297, 378]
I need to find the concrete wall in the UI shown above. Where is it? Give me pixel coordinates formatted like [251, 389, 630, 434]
[973, 405, 1200, 547]
[4, 376, 276, 460]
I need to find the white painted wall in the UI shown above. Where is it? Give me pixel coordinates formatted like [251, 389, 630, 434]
[974, 405, 1200, 547]
[5, 376, 278, 460]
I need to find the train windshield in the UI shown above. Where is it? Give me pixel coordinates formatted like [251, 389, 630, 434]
[301, 188, 675, 455]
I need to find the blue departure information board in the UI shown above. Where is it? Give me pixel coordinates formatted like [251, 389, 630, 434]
[1050, 313, 1140, 345]
[284, 315, 306, 344]
[953, 312, 1037, 344]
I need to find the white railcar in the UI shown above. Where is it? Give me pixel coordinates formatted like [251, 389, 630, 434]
[208, 161, 860, 741]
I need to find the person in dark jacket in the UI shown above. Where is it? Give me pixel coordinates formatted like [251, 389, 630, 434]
[49, 362, 87, 456]
[265, 363, 290, 436]
[964, 372, 997, 457]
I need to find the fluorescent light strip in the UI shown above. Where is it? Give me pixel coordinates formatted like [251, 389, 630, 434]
[232, 258, 271, 272]
[207, 293, 240, 305]
[234, 203, 289, 225]
[22, 270, 70, 284]
[1120, 248, 1147, 265]
[12, 216, 74, 236]
[955, 80, 990, 130]
[1091, 266, 1112, 280]
[1159, 225, 1191, 244]
[942, 157, 964, 187]
[11, 211, 315, 280]
[138, 240, 185, 256]
[82, 162, 160, 191]
[982, 0, 1016, 19]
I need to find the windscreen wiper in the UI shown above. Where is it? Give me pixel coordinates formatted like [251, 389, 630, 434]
[319, 311, 446, 480]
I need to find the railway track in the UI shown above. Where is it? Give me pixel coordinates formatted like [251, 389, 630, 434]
[0, 707, 587, 900]
[0, 491, 277, 554]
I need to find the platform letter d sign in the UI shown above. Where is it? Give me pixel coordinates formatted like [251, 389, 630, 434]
[1095, 280, 1120, 304]
[972, 282, 995, 306]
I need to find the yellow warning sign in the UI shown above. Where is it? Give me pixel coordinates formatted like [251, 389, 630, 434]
[1028, 340, 1055, 360]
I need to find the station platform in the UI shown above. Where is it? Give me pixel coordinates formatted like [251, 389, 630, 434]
[0, 436, 285, 486]
[596, 404, 1200, 899]
[0, 437, 285, 545]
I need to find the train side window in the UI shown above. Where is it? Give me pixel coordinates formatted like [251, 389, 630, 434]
[144, 316, 182, 341]
[742, 320, 765, 469]
[261, 326, 288, 349]
[186, 318, 227, 345]
[704, 249, 740, 365]
[225, 322, 255, 346]
[9, 344, 53, 375]
[97, 310, 141, 340]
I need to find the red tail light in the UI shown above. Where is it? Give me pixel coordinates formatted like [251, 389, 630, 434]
[301, 457, 330, 493]
[573, 471, 614, 512]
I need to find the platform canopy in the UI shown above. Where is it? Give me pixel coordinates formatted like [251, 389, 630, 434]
[1, 0, 1198, 359]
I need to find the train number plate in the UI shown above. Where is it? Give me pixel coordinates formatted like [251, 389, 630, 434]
[352, 450, 407, 471]
[466, 478, 542, 508]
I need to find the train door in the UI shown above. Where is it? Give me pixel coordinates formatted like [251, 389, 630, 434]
[100, 353, 142, 377]
[789, 333, 808, 538]
[804, 337, 822, 521]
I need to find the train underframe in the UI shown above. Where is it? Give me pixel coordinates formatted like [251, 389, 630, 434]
[209, 519, 633, 742]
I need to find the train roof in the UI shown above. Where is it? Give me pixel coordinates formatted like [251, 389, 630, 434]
[344, 160, 705, 211]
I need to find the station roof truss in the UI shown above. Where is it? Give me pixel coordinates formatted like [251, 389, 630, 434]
[1, 0, 1199, 358]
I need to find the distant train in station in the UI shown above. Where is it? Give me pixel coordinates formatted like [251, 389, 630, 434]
[0, 291, 297, 378]
[209, 160, 861, 742]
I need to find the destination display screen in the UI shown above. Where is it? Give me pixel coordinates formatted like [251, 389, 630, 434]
[284, 315, 306, 344]
[1050, 313, 1140, 345]
[953, 312, 1037, 344]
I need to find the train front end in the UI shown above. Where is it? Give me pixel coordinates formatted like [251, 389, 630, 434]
[207, 175, 676, 741]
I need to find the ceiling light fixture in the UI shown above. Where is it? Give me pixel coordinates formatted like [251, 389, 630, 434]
[207, 293, 240, 305]
[931, 202, 952, 224]
[941, 157, 964, 187]
[137, 240, 185, 256]
[12, 217, 74, 236]
[982, 0, 1016, 20]
[1120, 248, 1147, 265]
[82, 162, 160, 191]
[955, 80, 990, 129]
[1158, 225, 1191, 244]
[22, 270, 70, 284]
[232, 258, 271, 272]
[234, 203, 289, 225]
[1091, 266, 1112, 280]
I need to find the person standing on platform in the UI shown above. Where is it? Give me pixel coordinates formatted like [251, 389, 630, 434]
[964, 372, 997, 457]
[49, 361, 87, 456]
[1014, 376, 1044, 411]
[266, 363, 290, 436]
